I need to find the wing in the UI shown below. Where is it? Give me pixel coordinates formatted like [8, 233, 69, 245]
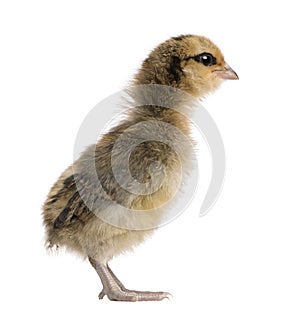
[51, 174, 93, 229]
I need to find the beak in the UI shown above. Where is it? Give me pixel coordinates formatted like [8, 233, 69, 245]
[214, 63, 239, 80]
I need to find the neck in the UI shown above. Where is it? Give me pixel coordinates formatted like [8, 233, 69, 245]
[125, 83, 198, 136]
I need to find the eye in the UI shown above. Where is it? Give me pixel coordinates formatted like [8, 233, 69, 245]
[193, 53, 216, 66]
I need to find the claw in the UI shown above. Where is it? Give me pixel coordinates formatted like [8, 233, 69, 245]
[163, 292, 173, 300]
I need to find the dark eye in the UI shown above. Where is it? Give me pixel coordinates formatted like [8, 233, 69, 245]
[193, 53, 216, 66]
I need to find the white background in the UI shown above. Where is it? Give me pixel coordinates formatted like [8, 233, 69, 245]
[1, 0, 300, 313]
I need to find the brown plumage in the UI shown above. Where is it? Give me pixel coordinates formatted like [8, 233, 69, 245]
[42, 34, 238, 301]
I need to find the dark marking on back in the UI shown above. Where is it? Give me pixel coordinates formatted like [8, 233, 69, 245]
[53, 190, 82, 228]
[64, 175, 75, 187]
[54, 206, 71, 228]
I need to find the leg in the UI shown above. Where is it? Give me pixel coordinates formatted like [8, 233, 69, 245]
[96, 263, 126, 300]
[106, 264, 127, 291]
[89, 257, 171, 302]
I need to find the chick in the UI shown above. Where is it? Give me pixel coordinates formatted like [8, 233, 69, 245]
[43, 34, 238, 302]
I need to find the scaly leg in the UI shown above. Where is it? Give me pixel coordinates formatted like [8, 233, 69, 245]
[89, 257, 171, 302]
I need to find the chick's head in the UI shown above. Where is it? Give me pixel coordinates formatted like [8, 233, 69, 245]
[134, 34, 238, 98]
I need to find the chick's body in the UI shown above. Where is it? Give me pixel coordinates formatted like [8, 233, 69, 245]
[43, 35, 238, 302]
[44, 107, 187, 262]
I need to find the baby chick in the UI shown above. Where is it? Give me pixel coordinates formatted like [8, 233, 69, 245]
[43, 34, 238, 302]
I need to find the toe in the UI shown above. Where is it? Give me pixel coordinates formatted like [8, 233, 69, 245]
[98, 289, 106, 300]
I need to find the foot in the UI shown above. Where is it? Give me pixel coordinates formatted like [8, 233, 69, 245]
[98, 286, 171, 301]
[89, 257, 171, 302]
